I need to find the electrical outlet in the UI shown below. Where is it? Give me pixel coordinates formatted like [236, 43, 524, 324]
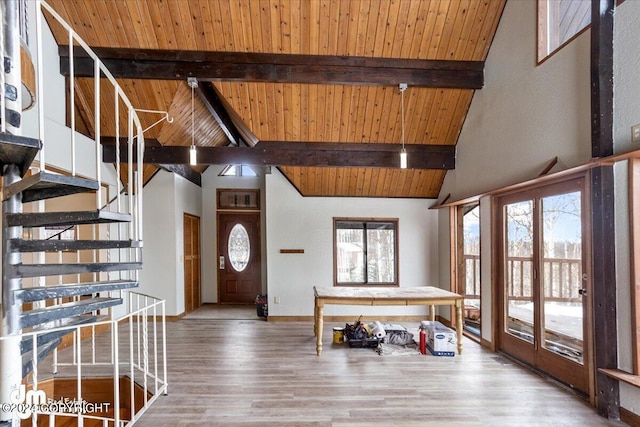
[274, 296, 280, 304]
[633, 124, 640, 143]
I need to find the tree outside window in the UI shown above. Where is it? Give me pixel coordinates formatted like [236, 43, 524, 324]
[334, 219, 398, 286]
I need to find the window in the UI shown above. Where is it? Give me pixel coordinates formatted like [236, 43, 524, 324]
[219, 165, 258, 177]
[537, 0, 590, 63]
[456, 203, 481, 337]
[334, 219, 398, 286]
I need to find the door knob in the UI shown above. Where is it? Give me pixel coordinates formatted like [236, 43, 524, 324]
[578, 288, 587, 296]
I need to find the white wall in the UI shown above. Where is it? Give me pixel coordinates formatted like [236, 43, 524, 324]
[437, 207, 451, 320]
[139, 171, 178, 313]
[439, 0, 591, 203]
[613, 0, 640, 415]
[266, 169, 438, 317]
[201, 165, 265, 303]
[139, 170, 202, 316]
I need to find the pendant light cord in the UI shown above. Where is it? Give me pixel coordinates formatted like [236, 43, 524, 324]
[401, 87, 406, 151]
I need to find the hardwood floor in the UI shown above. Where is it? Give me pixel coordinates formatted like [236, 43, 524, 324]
[135, 320, 624, 427]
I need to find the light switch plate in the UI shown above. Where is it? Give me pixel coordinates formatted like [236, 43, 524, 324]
[633, 124, 640, 143]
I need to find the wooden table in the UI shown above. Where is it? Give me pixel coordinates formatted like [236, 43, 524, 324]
[313, 286, 464, 356]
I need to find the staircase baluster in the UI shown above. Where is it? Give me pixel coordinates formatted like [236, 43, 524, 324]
[69, 29, 75, 176]
[35, 0, 45, 172]
[93, 59, 101, 213]
[115, 87, 121, 212]
[76, 329, 82, 427]
[31, 334, 38, 427]
[142, 308, 148, 408]
[153, 302, 158, 395]
[162, 301, 167, 394]
[113, 325, 120, 427]
[128, 316, 134, 422]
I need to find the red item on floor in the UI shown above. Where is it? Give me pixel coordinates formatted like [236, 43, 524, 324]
[419, 330, 426, 354]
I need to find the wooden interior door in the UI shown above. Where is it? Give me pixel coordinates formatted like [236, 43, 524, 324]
[218, 212, 261, 303]
[496, 178, 590, 394]
[184, 213, 201, 314]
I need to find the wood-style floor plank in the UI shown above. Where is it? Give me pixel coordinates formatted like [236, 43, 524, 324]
[131, 320, 622, 427]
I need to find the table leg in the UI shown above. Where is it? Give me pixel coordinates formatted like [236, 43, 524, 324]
[313, 297, 318, 337]
[430, 305, 436, 321]
[456, 301, 463, 355]
[316, 303, 324, 356]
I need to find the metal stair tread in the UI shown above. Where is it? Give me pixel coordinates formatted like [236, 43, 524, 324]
[5, 210, 132, 227]
[0, 132, 42, 177]
[19, 297, 123, 329]
[13, 262, 143, 278]
[14, 280, 139, 302]
[8, 238, 142, 252]
[20, 315, 99, 354]
[3, 171, 99, 202]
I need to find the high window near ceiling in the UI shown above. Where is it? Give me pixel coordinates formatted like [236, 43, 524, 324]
[537, 0, 590, 63]
[334, 219, 398, 286]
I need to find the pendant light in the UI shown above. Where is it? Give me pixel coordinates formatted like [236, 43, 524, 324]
[188, 77, 198, 165]
[399, 83, 408, 169]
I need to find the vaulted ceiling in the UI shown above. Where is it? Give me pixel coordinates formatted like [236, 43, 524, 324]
[45, 0, 506, 198]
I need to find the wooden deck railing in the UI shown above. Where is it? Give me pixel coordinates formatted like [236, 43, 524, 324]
[462, 254, 582, 303]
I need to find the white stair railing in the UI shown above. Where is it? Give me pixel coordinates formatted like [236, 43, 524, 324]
[0, 292, 168, 427]
[35, 0, 145, 243]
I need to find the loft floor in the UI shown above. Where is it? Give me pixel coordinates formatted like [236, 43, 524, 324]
[135, 320, 623, 426]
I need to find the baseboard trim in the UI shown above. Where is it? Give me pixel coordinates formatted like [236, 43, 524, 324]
[621, 407, 640, 426]
[119, 312, 185, 324]
[267, 315, 430, 322]
[166, 313, 186, 322]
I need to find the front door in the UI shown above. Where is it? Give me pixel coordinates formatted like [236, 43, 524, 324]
[497, 177, 590, 394]
[218, 212, 261, 303]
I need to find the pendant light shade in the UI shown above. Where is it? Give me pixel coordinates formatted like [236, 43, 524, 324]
[400, 148, 407, 169]
[189, 145, 197, 166]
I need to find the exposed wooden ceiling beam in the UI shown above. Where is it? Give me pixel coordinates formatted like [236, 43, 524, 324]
[59, 47, 484, 89]
[101, 138, 202, 186]
[158, 164, 202, 187]
[102, 141, 455, 170]
[196, 82, 243, 146]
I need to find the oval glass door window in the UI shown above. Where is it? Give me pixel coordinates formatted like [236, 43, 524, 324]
[228, 224, 250, 272]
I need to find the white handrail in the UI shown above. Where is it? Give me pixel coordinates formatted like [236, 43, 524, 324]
[0, 294, 168, 427]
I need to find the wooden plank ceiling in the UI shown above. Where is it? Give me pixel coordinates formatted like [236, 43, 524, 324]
[46, 0, 505, 198]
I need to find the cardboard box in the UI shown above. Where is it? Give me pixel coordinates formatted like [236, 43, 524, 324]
[420, 321, 456, 357]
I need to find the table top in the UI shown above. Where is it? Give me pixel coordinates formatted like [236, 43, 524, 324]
[314, 286, 462, 302]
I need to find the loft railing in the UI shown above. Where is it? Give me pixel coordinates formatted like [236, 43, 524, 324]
[0, 292, 168, 427]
